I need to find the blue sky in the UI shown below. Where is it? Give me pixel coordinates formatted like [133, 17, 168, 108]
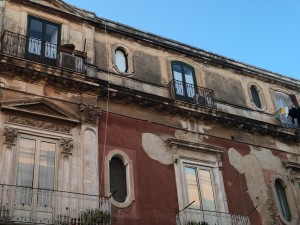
[64, 0, 300, 80]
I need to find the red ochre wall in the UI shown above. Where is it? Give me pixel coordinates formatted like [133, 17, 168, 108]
[205, 136, 263, 225]
[98, 113, 178, 225]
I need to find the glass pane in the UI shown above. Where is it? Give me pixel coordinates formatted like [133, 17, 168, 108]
[115, 49, 127, 72]
[17, 138, 36, 187]
[184, 167, 200, 208]
[274, 92, 293, 110]
[29, 19, 43, 40]
[173, 64, 184, 96]
[16, 138, 36, 205]
[110, 157, 127, 203]
[38, 142, 55, 207]
[184, 67, 195, 98]
[198, 169, 216, 211]
[275, 180, 291, 222]
[45, 24, 58, 58]
[251, 86, 262, 108]
[38, 142, 55, 190]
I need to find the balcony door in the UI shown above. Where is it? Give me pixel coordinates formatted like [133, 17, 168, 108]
[27, 16, 60, 65]
[14, 136, 57, 223]
[172, 62, 197, 103]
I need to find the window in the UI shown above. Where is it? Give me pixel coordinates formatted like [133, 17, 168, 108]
[115, 49, 127, 73]
[184, 165, 216, 211]
[274, 92, 294, 110]
[109, 156, 127, 203]
[172, 62, 197, 100]
[27, 16, 60, 63]
[105, 150, 134, 208]
[250, 85, 262, 109]
[275, 179, 291, 222]
[16, 136, 57, 206]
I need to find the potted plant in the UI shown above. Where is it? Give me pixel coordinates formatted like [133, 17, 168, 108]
[81, 209, 111, 225]
[59, 43, 76, 54]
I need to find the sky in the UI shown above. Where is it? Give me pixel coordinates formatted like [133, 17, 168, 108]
[64, 0, 300, 81]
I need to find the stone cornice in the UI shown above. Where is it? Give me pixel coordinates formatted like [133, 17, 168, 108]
[282, 160, 300, 170]
[99, 82, 300, 143]
[167, 138, 224, 155]
[0, 55, 99, 94]
[9, 0, 300, 90]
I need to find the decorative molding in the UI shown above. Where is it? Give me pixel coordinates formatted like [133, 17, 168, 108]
[8, 116, 72, 133]
[167, 138, 224, 155]
[60, 138, 74, 155]
[3, 126, 18, 144]
[79, 104, 101, 125]
[282, 160, 300, 170]
[266, 186, 280, 225]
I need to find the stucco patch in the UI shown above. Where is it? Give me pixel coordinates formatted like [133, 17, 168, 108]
[228, 147, 281, 224]
[142, 133, 173, 165]
[275, 141, 294, 153]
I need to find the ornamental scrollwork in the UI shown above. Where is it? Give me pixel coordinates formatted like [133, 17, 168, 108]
[3, 126, 18, 144]
[79, 104, 101, 125]
[60, 138, 74, 155]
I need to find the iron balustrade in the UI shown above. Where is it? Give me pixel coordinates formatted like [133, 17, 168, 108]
[0, 184, 111, 225]
[168, 80, 216, 108]
[0, 30, 86, 73]
[176, 208, 250, 225]
[275, 107, 299, 129]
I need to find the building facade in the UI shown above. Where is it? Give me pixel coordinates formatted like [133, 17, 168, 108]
[0, 1, 300, 225]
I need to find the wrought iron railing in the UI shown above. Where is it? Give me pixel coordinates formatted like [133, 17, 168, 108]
[0, 184, 111, 225]
[168, 80, 216, 108]
[275, 107, 299, 129]
[0, 30, 86, 73]
[176, 208, 250, 225]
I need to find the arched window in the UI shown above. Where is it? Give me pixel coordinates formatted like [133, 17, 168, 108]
[105, 150, 134, 208]
[109, 156, 127, 203]
[250, 85, 262, 109]
[115, 49, 127, 73]
[275, 179, 291, 222]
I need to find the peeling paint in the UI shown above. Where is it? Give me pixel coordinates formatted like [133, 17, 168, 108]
[142, 133, 173, 165]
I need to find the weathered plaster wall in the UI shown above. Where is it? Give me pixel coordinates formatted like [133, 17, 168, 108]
[98, 113, 178, 225]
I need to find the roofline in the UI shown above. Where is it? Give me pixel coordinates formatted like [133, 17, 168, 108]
[11, 0, 300, 87]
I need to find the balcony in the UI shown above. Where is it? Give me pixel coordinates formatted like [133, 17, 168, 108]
[0, 30, 86, 73]
[176, 208, 250, 225]
[275, 107, 299, 129]
[168, 80, 216, 108]
[0, 184, 110, 225]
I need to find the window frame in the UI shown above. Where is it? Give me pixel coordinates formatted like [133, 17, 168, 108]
[270, 174, 299, 225]
[14, 134, 59, 190]
[247, 83, 266, 111]
[114, 48, 128, 73]
[112, 44, 134, 75]
[272, 90, 298, 111]
[26, 15, 61, 63]
[105, 150, 135, 208]
[174, 156, 227, 213]
[171, 61, 197, 101]
[182, 163, 217, 211]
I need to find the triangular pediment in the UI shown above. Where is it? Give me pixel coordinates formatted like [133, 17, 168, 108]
[1, 98, 79, 124]
[27, 0, 82, 16]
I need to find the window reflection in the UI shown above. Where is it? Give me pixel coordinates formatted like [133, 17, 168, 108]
[184, 165, 216, 211]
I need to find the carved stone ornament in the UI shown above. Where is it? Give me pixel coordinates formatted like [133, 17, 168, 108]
[60, 138, 74, 154]
[3, 126, 18, 144]
[287, 168, 295, 183]
[8, 116, 71, 133]
[79, 104, 101, 125]
[217, 153, 223, 169]
[266, 186, 280, 225]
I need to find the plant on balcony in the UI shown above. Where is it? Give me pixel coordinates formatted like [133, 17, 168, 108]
[185, 221, 209, 225]
[59, 43, 76, 54]
[81, 209, 110, 225]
